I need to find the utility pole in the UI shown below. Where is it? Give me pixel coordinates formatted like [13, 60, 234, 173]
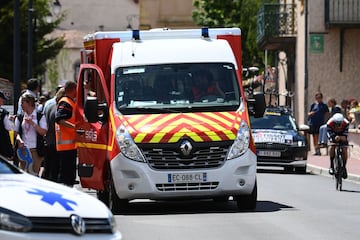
[27, 0, 34, 79]
[13, 0, 21, 114]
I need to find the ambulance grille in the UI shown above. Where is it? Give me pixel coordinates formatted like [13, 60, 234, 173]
[156, 182, 219, 192]
[28, 217, 113, 233]
[143, 146, 229, 170]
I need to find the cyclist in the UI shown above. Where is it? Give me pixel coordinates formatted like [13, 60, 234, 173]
[327, 113, 350, 178]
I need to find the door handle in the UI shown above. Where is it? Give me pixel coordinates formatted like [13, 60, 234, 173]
[76, 129, 85, 135]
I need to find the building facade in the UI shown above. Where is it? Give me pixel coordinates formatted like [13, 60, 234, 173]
[258, 0, 360, 125]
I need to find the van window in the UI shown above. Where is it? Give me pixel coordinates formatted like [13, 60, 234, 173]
[115, 63, 241, 114]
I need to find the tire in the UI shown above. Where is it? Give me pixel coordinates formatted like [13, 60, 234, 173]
[109, 178, 129, 214]
[235, 181, 257, 211]
[97, 190, 109, 206]
[335, 154, 343, 191]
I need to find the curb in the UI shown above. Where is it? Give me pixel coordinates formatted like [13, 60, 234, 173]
[307, 164, 360, 183]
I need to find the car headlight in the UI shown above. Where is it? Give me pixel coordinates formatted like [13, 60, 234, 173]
[227, 120, 250, 160]
[116, 124, 145, 162]
[0, 207, 32, 232]
[296, 140, 306, 147]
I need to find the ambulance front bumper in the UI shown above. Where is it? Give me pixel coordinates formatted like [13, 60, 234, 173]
[110, 150, 257, 200]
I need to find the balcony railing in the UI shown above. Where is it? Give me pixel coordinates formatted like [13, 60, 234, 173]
[325, 0, 360, 27]
[257, 3, 297, 49]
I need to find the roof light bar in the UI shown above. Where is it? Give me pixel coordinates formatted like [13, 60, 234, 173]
[132, 30, 140, 40]
[201, 27, 209, 38]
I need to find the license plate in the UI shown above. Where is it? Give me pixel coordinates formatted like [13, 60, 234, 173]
[168, 173, 207, 183]
[258, 150, 281, 157]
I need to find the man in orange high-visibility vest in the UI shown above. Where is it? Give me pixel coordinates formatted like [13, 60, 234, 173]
[55, 80, 77, 187]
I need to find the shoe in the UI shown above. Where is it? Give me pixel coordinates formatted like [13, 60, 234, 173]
[342, 168, 348, 179]
[313, 151, 321, 156]
[329, 168, 335, 175]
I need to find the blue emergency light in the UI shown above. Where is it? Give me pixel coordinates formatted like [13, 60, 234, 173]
[201, 27, 209, 38]
[132, 30, 140, 40]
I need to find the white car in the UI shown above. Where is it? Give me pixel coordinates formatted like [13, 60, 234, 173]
[0, 155, 122, 240]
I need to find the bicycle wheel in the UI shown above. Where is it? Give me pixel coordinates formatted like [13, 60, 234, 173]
[334, 153, 343, 191]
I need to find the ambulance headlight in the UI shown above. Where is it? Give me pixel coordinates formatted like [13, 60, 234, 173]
[116, 125, 145, 162]
[227, 121, 250, 160]
[0, 207, 32, 232]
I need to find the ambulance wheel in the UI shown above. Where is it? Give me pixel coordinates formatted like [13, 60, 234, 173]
[109, 179, 128, 214]
[234, 181, 257, 211]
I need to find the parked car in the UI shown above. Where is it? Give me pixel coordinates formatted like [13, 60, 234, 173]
[250, 107, 309, 173]
[0, 155, 122, 240]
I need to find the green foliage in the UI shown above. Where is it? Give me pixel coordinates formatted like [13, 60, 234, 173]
[46, 59, 59, 91]
[192, 0, 264, 67]
[0, 0, 65, 83]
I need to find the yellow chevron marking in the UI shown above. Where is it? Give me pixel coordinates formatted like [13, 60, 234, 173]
[128, 114, 159, 127]
[168, 128, 203, 142]
[224, 130, 237, 140]
[134, 133, 147, 142]
[206, 131, 222, 141]
[150, 132, 166, 143]
[134, 114, 176, 132]
[201, 112, 233, 127]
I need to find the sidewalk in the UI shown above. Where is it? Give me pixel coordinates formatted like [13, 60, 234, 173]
[307, 150, 360, 183]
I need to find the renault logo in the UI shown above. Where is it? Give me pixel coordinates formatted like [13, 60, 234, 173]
[180, 140, 192, 156]
[70, 214, 86, 235]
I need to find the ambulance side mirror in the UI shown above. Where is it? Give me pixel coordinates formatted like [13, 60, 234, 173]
[84, 96, 109, 123]
[84, 97, 98, 123]
[247, 92, 265, 118]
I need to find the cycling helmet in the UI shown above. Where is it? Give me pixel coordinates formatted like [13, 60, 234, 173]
[332, 113, 344, 127]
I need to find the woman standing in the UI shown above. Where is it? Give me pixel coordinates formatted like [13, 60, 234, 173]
[14, 94, 47, 174]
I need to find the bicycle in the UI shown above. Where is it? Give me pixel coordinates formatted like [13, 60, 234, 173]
[328, 143, 352, 191]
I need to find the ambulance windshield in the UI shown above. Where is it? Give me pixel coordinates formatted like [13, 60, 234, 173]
[115, 63, 241, 113]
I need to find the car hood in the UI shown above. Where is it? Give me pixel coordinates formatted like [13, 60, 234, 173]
[0, 173, 110, 218]
[251, 129, 297, 144]
[121, 112, 241, 143]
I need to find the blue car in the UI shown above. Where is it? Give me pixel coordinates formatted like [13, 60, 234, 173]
[250, 107, 309, 173]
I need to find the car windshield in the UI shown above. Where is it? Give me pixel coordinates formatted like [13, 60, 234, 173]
[250, 113, 297, 131]
[115, 63, 241, 114]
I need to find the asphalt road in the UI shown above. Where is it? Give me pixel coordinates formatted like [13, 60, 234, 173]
[113, 170, 360, 240]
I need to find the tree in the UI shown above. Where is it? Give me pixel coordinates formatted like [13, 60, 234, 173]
[0, 0, 65, 83]
[192, 0, 264, 68]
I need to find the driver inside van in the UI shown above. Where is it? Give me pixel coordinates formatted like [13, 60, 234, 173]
[191, 69, 225, 101]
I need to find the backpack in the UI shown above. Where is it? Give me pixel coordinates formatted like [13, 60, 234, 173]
[17, 111, 46, 157]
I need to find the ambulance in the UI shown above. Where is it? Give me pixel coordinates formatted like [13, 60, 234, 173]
[75, 28, 265, 213]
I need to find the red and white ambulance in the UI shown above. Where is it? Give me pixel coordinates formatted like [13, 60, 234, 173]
[75, 28, 265, 212]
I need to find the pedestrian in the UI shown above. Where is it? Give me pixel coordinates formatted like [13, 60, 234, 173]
[55, 81, 77, 187]
[42, 85, 63, 114]
[318, 98, 341, 146]
[17, 78, 39, 115]
[348, 99, 360, 129]
[340, 99, 350, 120]
[307, 92, 329, 155]
[0, 90, 14, 160]
[41, 87, 65, 181]
[14, 93, 47, 174]
[37, 95, 47, 113]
